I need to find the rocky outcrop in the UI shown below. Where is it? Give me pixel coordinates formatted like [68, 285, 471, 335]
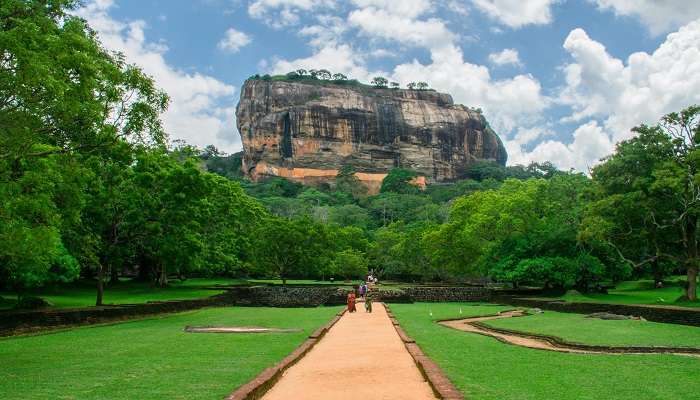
[236, 78, 507, 193]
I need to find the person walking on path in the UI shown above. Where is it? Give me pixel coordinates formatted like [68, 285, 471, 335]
[364, 289, 373, 313]
[347, 291, 357, 313]
[359, 282, 366, 299]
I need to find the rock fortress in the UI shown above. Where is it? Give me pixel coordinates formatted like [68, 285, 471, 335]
[236, 78, 507, 194]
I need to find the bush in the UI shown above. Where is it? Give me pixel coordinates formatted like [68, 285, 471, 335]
[16, 296, 54, 310]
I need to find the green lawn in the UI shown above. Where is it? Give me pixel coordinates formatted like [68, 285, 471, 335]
[0, 306, 340, 400]
[0, 278, 246, 310]
[483, 309, 700, 348]
[390, 303, 700, 400]
[554, 279, 700, 308]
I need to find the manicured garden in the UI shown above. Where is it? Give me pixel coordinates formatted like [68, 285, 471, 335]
[0, 306, 340, 400]
[390, 303, 700, 400]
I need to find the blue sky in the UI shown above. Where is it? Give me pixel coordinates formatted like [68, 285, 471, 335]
[77, 0, 700, 171]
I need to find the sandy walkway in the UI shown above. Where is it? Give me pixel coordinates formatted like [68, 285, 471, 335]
[261, 303, 437, 400]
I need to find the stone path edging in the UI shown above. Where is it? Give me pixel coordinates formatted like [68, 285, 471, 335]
[225, 309, 346, 400]
[439, 310, 700, 357]
[385, 305, 465, 400]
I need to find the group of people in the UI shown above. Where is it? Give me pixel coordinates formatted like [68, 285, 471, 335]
[346, 281, 373, 313]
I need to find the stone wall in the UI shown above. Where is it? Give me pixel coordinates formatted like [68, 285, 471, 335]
[227, 286, 351, 307]
[402, 287, 492, 302]
[0, 292, 236, 336]
[0, 286, 493, 336]
[498, 296, 700, 327]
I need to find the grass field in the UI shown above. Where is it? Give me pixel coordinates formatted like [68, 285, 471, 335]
[390, 303, 700, 400]
[0, 306, 340, 400]
[483, 308, 700, 348]
[0, 278, 245, 310]
[554, 279, 700, 308]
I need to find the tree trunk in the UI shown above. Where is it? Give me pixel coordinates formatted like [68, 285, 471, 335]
[109, 263, 119, 284]
[96, 264, 104, 306]
[686, 218, 698, 301]
[282, 277, 287, 286]
[688, 266, 698, 301]
[157, 264, 168, 288]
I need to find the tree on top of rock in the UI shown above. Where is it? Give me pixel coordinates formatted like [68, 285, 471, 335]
[371, 76, 389, 88]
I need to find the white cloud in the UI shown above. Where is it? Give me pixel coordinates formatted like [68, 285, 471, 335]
[350, 0, 434, 18]
[509, 19, 700, 171]
[218, 27, 252, 53]
[248, 0, 336, 28]
[298, 14, 348, 47]
[488, 48, 522, 66]
[446, 0, 470, 16]
[560, 22, 700, 142]
[348, 7, 454, 49]
[76, 0, 241, 153]
[392, 45, 548, 135]
[270, 43, 380, 83]
[593, 0, 700, 35]
[514, 121, 614, 171]
[471, 0, 558, 28]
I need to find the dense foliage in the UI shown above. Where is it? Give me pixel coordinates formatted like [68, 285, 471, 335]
[2, 0, 699, 306]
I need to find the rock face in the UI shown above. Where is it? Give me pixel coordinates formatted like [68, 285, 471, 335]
[236, 79, 507, 193]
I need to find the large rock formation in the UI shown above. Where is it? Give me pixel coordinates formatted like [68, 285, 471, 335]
[236, 78, 507, 193]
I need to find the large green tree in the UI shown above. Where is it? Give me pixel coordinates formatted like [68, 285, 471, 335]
[586, 106, 700, 300]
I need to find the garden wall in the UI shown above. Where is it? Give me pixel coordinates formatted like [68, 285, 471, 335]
[0, 292, 236, 336]
[497, 296, 700, 327]
[0, 286, 492, 336]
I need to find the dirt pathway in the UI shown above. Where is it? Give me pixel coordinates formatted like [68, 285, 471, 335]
[261, 303, 437, 400]
[440, 310, 700, 357]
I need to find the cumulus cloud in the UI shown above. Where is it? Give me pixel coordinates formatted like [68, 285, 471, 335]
[270, 43, 381, 83]
[392, 45, 548, 135]
[248, 0, 336, 28]
[348, 7, 454, 49]
[488, 48, 522, 66]
[593, 0, 700, 35]
[471, 0, 558, 28]
[76, 0, 241, 152]
[509, 19, 700, 171]
[217, 27, 252, 53]
[560, 22, 700, 142]
[509, 121, 614, 171]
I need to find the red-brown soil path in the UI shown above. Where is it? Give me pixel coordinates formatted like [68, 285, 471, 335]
[261, 303, 437, 400]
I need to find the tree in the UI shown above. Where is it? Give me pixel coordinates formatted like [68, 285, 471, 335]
[586, 105, 700, 300]
[0, 0, 168, 164]
[416, 82, 430, 90]
[407, 82, 418, 90]
[0, 152, 82, 297]
[296, 69, 308, 76]
[371, 76, 389, 88]
[333, 249, 368, 281]
[308, 69, 319, 79]
[252, 218, 332, 285]
[332, 73, 348, 81]
[390, 82, 400, 89]
[380, 168, 420, 194]
[335, 165, 368, 198]
[316, 69, 332, 80]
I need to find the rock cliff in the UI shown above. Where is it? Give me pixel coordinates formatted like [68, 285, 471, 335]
[236, 78, 507, 193]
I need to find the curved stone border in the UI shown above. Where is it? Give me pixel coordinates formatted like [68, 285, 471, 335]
[225, 309, 347, 400]
[385, 305, 464, 400]
[439, 310, 700, 357]
[183, 326, 302, 334]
